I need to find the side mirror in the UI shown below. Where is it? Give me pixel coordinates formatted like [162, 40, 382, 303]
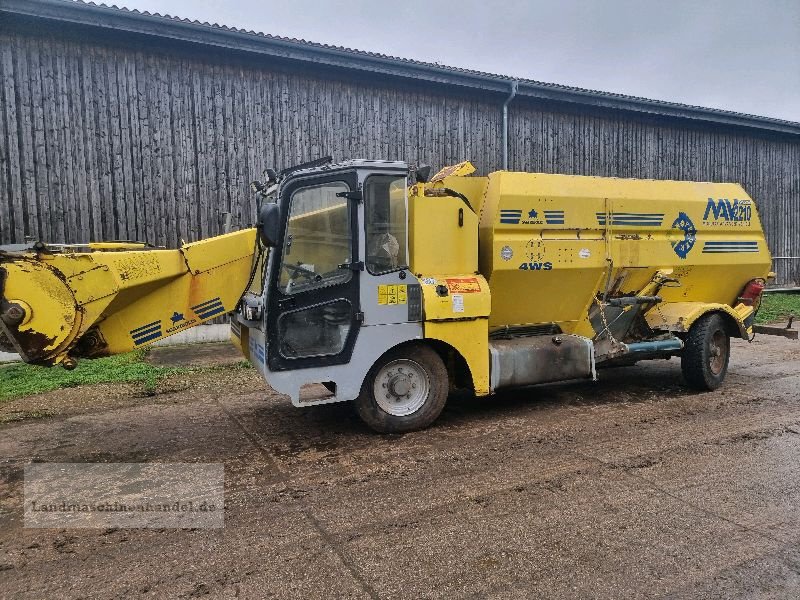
[258, 203, 281, 247]
[415, 164, 432, 183]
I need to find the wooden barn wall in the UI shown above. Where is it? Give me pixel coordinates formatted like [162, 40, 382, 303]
[1, 27, 799, 285]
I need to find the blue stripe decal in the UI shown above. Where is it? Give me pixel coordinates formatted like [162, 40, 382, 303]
[195, 305, 224, 316]
[606, 213, 664, 217]
[130, 320, 160, 335]
[596, 213, 664, 226]
[598, 221, 663, 226]
[131, 325, 161, 339]
[544, 210, 565, 225]
[133, 332, 162, 346]
[191, 297, 222, 310]
[597, 217, 664, 221]
[703, 241, 758, 253]
[704, 242, 758, 246]
[195, 305, 226, 319]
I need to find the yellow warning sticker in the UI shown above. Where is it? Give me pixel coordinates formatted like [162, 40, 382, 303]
[377, 284, 407, 305]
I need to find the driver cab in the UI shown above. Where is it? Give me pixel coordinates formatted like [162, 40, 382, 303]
[264, 161, 416, 376]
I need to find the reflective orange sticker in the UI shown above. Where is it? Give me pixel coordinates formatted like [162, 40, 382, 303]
[446, 277, 481, 294]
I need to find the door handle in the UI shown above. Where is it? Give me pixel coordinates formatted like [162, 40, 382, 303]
[278, 298, 296, 310]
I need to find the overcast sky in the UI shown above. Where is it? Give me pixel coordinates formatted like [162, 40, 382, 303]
[117, 0, 800, 122]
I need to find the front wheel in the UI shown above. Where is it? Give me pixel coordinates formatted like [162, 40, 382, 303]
[681, 313, 731, 390]
[354, 344, 449, 433]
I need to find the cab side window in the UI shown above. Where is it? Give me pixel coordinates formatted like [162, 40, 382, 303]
[365, 176, 408, 274]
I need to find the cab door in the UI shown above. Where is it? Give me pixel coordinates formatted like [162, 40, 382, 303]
[266, 171, 362, 371]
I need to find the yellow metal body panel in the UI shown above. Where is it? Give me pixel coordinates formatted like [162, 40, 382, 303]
[0, 229, 256, 366]
[419, 275, 491, 320]
[409, 183, 491, 393]
[424, 319, 490, 396]
[230, 319, 251, 361]
[476, 171, 771, 334]
[645, 301, 754, 338]
[408, 186, 479, 276]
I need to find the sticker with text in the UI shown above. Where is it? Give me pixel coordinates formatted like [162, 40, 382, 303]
[446, 277, 481, 294]
[451, 294, 465, 313]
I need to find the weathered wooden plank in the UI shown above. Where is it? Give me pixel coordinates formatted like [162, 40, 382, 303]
[105, 48, 126, 240]
[53, 39, 79, 243]
[12, 39, 38, 241]
[114, 52, 135, 242]
[2, 37, 27, 242]
[125, 51, 145, 243]
[29, 39, 55, 242]
[78, 47, 101, 241]
[0, 35, 12, 245]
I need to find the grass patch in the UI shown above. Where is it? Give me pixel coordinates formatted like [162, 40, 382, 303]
[0, 349, 185, 403]
[0, 409, 54, 424]
[756, 293, 800, 324]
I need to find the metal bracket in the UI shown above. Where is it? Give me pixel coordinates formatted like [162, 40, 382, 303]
[339, 261, 364, 271]
[336, 190, 363, 202]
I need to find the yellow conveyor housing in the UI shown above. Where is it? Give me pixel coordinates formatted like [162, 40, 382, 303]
[0, 230, 256, 368]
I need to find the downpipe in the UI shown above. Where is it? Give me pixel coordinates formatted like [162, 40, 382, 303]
[502, 81, 518, 170]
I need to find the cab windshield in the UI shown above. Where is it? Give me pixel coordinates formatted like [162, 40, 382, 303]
[278, 182, 352, 295]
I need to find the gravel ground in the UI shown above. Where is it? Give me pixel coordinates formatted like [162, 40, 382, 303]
[1, 335, 799, 599]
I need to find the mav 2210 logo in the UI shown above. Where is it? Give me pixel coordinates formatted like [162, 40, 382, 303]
[703, 198, 752, 227]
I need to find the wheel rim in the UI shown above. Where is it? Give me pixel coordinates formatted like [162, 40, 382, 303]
[708, 329, 728, 375]
[373, 359, 431, 416]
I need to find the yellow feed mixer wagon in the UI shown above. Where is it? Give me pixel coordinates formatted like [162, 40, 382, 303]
[1, 160, 773, 432]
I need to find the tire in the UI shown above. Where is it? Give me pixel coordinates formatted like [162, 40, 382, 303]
[354, 344, 449, 433]
[681, 313, 731, 391]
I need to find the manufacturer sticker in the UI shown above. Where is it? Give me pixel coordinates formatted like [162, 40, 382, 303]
[421, 277, 437, 285]
[579, 248, 591, 259]
[378, 284, 407, 305]
[451, 294, 465, 313]
[500, 246, 514, 261]
[165, 311, 197, 335]
[670, 212, 697, 259]
[446, 278, 481, 294]
[703, 198, 752, 227]
[499, 208, 566, 226]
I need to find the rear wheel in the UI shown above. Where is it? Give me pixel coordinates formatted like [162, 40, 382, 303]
[681, 313, 731, 390]
[354, 344, 448, 433]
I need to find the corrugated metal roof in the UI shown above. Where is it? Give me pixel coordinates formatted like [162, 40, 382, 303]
[3, 0, 800, 136]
